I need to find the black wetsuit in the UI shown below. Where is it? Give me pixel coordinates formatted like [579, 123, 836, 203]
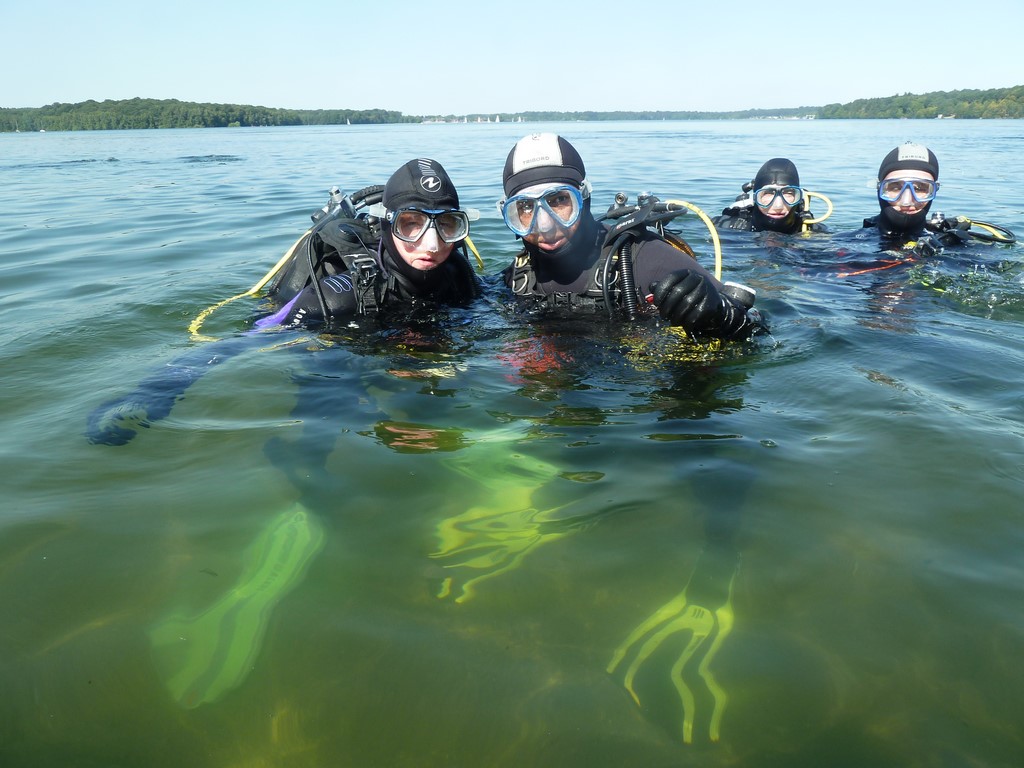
[713, 201, 828, 234]
[502, 214, 720, 310]
[264, 246, 480, 329]
[862, 214, 926, 242]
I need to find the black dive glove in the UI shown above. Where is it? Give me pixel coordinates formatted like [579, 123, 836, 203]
[650, 269, 762, 341]
[85, 366, 198, 445]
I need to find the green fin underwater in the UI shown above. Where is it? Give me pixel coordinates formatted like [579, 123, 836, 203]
[432, 431, 581, 603]
[148, 504, 325, 708]
[607, 550, 739, 744]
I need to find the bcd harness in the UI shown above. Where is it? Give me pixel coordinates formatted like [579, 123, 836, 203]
[920, 212, 1016, 246]
[265, 185, 477, 321]
[508, 193, 702, 320]
[188, 185, 477, 340]
[265, 185, 385, 318]
[862, 211, 1018, 259]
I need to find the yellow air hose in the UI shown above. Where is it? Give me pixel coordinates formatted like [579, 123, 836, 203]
[802, 190, 834, 229]
[963, 218, 1016, 244]
[188, 229, 309, 342]
[663, 199, 722, 280]
[464, 235, 485, 271]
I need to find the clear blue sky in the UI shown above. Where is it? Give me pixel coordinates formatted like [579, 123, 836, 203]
[2, 0, 1020, 114]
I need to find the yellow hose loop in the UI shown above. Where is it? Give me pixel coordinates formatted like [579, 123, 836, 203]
[971, 221, 1002, 238]
[966, 219, 1016, 243]
[189, 230, 310, 341]
[464, 235, 484, 271]
[188, 291, 251, 342]
[664, 199, 722, 281]
[803, 191, 834, 226]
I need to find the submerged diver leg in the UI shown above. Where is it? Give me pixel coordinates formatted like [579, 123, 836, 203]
[606, 548, 738, 743]
[148, 504, 324, 708]
[432, 498, 579, 604]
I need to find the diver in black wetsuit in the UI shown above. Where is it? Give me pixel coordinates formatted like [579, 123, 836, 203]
[259, 158, 479, 328]
[85, 158, 481, 446]
[498, 133, 765, 341]
[713, 158, 827, 235]
[860, 142, 1016, 256]
[864, 142, 941, 242]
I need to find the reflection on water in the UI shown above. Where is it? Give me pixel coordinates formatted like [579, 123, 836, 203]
[1, 122, 1023, 766]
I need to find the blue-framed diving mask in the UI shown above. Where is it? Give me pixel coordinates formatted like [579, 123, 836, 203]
[498, 184, 587, 236]
[877, 178, 939, 204]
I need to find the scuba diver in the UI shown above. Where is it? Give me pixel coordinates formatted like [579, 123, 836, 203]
[85, 158, 482, 446]
[86, 159, 484, 709]
[713, 158, 830, 234]
[257, 157, 480, 328]
[839, 142, 1016, 275]
[865, 142, 942, 243]
[498, 133, 766, 341]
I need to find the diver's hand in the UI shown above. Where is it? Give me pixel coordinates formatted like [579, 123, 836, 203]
[650, 270, 761, 341]
[85, 367, 194, 445]
[85, 393, 156, 445]
[650, 269, 722, 333]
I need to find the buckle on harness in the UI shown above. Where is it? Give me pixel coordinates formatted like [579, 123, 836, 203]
[349, 254, 380, 314]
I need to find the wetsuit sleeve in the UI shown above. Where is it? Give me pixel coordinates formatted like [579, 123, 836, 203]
[630, 237, 721, 296]
[85, 335, 253, 446]
[637, 238, 765, 341]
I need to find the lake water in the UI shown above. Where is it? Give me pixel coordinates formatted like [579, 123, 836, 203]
[2, 120, 1023, 767]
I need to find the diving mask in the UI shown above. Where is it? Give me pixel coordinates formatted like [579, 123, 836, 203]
[878, 178, 940, 204]
[499, 184, 586, 237]
[754, 185, 803, 208]
[386, 208, 472, 244]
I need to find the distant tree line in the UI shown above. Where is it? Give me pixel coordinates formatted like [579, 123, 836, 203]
[424, 107, 818, 122]
[0, 98, 416, 132]
[1, 87, 1022, 132]
[818, 86, 1024, 119]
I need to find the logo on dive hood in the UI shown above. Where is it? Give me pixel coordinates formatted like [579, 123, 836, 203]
[417, 158, 442, 194]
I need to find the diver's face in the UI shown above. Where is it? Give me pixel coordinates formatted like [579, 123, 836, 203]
[522, 211, 580, 252]
[392, 225, 454, 271]
[760, 188, 795, 220]
[881, 169, 936, 216]
[516, 183, 582, 253]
